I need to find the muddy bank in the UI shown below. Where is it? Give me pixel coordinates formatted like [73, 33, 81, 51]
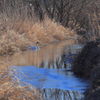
[72, 40, 100, 100]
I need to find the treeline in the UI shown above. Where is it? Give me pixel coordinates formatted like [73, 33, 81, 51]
[28, 0, 100, 40]
[0, 0, 100, 40]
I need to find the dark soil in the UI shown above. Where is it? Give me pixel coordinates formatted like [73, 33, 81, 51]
[72, 40, 100, 100]
[73, 40, 100, 78]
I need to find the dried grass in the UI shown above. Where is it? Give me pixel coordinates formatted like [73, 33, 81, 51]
[28, 18, 75, 44]
[0, 67, 42, 100]
[0, 1, 76, 98]
[0, 15, 76, 55]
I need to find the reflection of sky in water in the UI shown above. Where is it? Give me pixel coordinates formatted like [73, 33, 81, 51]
[11, 66, 89, 92]
[9, 43, 87, 100]
[27, 46, 39, 51]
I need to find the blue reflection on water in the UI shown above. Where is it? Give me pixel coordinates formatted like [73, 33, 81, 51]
[12, 66, 89, 92]
[28, 46, 39, 51]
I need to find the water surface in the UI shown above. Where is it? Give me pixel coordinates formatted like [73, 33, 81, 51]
[10, 41, 89, 100]
[12, 66, 89, 91]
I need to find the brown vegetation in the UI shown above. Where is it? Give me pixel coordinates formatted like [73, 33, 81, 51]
[0, 67, 42, 100]
[0, 0, 76, 55]
[0, 1, 76, 100]
[0, 0, 99, 55]
[0, 17, 75, 55]
[27, 0, 100, 41]
[0, 0, 100, 100]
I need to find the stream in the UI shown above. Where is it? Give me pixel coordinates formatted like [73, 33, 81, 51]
[10, 41, 89, 100]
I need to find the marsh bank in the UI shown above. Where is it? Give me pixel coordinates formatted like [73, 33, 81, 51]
[1, 39, 99, 100]
[7, 40, 90, 100]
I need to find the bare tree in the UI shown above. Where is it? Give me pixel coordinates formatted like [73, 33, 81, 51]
[0, 0, 99, 40]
